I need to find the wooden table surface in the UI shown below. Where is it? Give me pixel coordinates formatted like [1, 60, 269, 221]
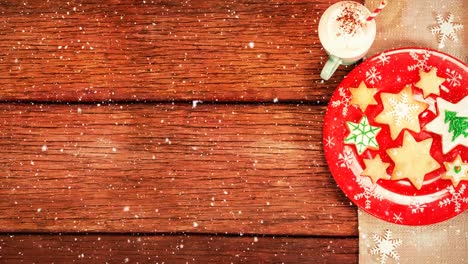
[0, 0, 360, 262]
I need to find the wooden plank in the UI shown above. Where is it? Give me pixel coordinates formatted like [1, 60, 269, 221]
[0, 0, 355, 103]
[0, 104, 357, 235]
[0, 234, 358, 263]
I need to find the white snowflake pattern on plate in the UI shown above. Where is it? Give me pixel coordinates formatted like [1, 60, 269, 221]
[354, 175, 383, 210]
[407, 50, 431, 71]
[438, 184, 468, 213]
[325, 136, 335, 148]
[331, 87, 352, 117]
[376, 52, 390, 65]
[392, 213, 403, 224]
[409, 199, 427, 214]
[337, 149, 353, 168]
[445, 68, 462, 87]
[365, 66, 382, 85]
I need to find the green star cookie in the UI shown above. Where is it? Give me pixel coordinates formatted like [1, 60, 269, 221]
[345, 116, 381, 155]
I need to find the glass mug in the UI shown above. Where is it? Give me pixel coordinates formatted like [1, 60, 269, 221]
[319, 1, 376, 80]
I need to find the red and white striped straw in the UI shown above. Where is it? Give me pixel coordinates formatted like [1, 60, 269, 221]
[366, 1, 387, 21]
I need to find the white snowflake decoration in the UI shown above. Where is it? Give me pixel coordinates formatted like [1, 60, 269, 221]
[325, 136, 335, 148]
[392, 213, 403, 224]
[354, 175, 383, 209]
[407, 50, 431, 71]
[387, 91, 421, 127]
[365, 66, 382, 85]
[445, 68, 462, 87]
[338, 149, 353, 168]
[331, 87, 352, 117]
[431, 13, 464, 49]
[370, 229, 402, 264]
[438, 184, 468, 213]
[409, 199, 427, 214]
[376, 53, 390, 65]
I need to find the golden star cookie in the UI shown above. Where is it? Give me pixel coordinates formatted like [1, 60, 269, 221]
[442, 155, 468, 187]
[415, 67, 446, 98]
[375, 85, 428, 140]
[349, 81, 378, 112]
[361, 154, 390, 184]
[386, 131, 441, 190]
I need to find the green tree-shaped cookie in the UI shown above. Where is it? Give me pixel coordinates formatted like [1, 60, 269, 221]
[444, 110, 468, 141]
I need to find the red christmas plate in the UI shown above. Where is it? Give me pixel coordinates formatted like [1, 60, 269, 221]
[323, 48, 467, 225]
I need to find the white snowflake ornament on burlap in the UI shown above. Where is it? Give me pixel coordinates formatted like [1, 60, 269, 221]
[370, 229, 402, 264]
[431, 13, 464, 49]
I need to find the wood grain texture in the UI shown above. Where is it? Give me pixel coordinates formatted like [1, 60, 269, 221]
[0, 0, 357, 103]
[0, 234, 358, 263]
[0, 103, 356, 235]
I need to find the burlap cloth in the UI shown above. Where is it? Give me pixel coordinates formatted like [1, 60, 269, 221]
[366, 0, 466, 62]
[359, 0, 467, 263]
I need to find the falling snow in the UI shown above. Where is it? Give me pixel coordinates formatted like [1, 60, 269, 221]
[192, 100, 202, 108]
[6, 3, 466, 263]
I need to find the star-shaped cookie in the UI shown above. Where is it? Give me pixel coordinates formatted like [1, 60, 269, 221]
[415, 67, 446, 98]
[425, 96, 468, 154]
[386, 131, 440, 190]
[442, 155, 468, 187]
[344, 116, 381, 155]
[349, 81, 378, 112]
[375, 85, 429, 140]
[361, 154, 390, 184]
